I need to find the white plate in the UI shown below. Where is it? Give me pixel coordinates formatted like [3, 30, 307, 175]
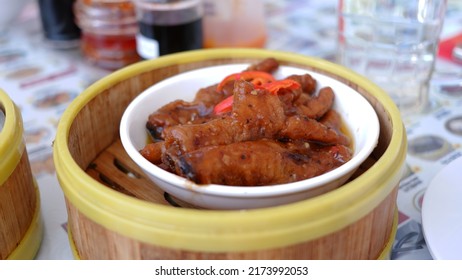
[421, 156, 462, 260]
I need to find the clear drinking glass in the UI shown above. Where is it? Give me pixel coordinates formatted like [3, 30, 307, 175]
[337, 0, 448, 115]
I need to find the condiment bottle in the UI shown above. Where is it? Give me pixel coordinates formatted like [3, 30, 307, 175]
[132, 0, 203, 59]
[73, 0, 140, 70]
[38, 0, 81, 49]
[202, 0, 267, 48]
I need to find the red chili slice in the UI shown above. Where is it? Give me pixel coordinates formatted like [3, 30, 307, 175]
[216, 71, 276, 92]
[213, 95, 234, 115]
[213, 79, 301, 115]
[262, 79, 301, 95]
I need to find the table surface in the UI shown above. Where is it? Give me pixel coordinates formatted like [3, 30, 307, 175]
[1, 0, 462, 260]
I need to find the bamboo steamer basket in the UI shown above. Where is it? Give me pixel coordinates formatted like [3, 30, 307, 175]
[0, 89, 43, 260]
[54, 49, 407, 259]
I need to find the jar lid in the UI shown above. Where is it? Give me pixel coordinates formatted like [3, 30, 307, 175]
[76, 17, 138, 35]
[133, 0, 202, 11]
[75, 0, 136, 19]
[133, 0, 203, 25]
[74, 0, 137, 29]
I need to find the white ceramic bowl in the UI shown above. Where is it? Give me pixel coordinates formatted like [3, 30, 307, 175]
[120, 63, 380, 210]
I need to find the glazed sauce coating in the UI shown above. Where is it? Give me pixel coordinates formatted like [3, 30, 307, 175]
[140, 58, 353, 186]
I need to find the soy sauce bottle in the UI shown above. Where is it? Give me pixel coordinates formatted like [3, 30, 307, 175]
[133, 0, 203, 59]
[38, 0, 81, 49]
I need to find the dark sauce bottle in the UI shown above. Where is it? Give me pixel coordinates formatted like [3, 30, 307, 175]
[133, 0, 203, 59]
[38, 0, 81, 49]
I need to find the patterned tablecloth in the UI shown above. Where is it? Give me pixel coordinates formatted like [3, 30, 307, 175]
[1, 0, 462, 260]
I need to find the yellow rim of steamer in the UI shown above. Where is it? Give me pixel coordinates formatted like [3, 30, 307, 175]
[0, 89, 25, 186]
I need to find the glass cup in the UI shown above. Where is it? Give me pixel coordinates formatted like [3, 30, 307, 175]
[337, 0, 448, 115]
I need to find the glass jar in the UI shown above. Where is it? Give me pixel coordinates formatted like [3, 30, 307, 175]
[133, 0, 203, 59]
[74, 0, 140, 70]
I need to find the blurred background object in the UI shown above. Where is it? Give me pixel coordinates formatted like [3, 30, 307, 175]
[0, 0, 29, 36]
[74, 0, 140, 70]
[37, 0, 81, 49]
[133, 0, 203, 59]
[337, 0, 448, 116]
[202, 0, 267, 48]
[453, 42, 462, 62]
